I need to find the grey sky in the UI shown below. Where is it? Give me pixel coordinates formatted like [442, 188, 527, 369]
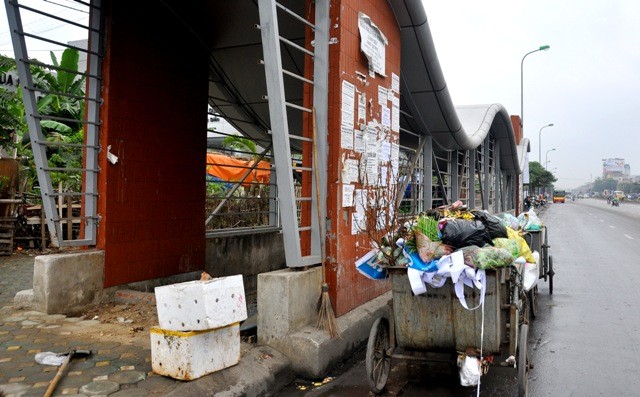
[424, 0, 640, 189]
[2, 1, 638, 190]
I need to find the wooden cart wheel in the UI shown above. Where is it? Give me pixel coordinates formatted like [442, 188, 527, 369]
[518, 323, 530, 397]
[366, 317, 391, 394]
[548, 256, 554, 295]
[528, 285, 538, 320]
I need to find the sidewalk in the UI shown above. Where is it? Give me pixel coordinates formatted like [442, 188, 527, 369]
[0, 253, 293, 397]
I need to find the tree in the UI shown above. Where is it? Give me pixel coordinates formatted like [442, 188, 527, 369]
[528, 161, 557, 192]
[592, 177, 617, 195]
[0, 49, 85, 194]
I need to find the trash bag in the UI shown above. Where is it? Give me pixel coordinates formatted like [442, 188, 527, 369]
[472, 210, 508, 239]
[414, 230, 453, 262]
[517, 208, 542, 231]
[496, 212, 520, 230]
[506, 227, 536, 263]
[440, 219, 493, 249]
[492, 237, 520, 258]
[459, 356, 481, 387]
[459, 246, 513, 269]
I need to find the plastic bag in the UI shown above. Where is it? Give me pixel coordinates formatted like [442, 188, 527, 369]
[517, 208, 542, 231]
[440, 219, 493, 249]
[459, 356, 481, 387]
[414, 230, 453, 262]
[506, 227, 536, 263]
[496, 212, 520, 230]
[492, 237, 520, 258]
[458, 246, 512, 269]
[474, 246, 513, 269]
[472, 210, 508, 239]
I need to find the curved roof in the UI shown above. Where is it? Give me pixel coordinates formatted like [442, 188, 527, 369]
[389, 0, 523, 173]
[185, 0, 523, 173]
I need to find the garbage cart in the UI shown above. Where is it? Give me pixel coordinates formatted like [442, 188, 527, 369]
[366, 265, 531, 396]
[522, 225, 555, 319]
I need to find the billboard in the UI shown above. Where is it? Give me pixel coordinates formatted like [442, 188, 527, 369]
[603, 158, 625, 174]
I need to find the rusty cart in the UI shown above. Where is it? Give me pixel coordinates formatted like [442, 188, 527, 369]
[366, 265, 531, 396]
[522, 225, 554, 319]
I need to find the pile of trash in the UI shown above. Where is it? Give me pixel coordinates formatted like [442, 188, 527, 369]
[355, 201, 542, 298]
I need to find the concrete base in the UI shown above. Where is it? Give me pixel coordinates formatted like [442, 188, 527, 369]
[268, 291, 391, 379]
[257, 267, 322, 345]
[13, 289, 34, 310]
[33, 250, 106, 315]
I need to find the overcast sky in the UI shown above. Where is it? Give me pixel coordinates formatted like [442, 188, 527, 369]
[2, 1, 639, 190]
[423, 0, 640, 189]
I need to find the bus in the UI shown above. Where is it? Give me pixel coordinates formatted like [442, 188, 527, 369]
[552, 190, 566, 203]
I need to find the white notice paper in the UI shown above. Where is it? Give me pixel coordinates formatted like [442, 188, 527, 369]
[341, 80, 355, 130]
[358, 12, 388, 77]
[381, 106, 391, 128]
[342, 158, 360, 184]
[391, 73, 400, 93]
[342, 184, 355, 207]
[341, 125, 354, 150]
[358, 92, 366, 123]
[391, 104, 400, 132]
[354, 130, 365, 153]
[378, 85, 388, 106]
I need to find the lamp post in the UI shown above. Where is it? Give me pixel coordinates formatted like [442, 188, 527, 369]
[538, 123, 554, 163]
[520, 45, 550, 135]
[545, 148, 556, 170]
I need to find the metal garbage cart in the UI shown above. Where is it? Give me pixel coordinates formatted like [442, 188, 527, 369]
[522, 225, 555, 319]
[366, 265, 531, 396]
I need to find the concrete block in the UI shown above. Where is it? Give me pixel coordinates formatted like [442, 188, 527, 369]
[13, 289, 34, 310]
[268, 291, 392, 379]
[155, 275, 247, 331]
[33, 250, 105, 315]
[257, 267, 322, 345]
[150, 323, 240, 381]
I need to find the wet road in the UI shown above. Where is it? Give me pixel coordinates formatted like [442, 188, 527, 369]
[277, 199, 640, 396]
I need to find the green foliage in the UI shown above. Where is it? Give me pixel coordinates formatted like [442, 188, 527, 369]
[0, 49, 85, 194]
[528, 161, 557, 191]
[592, 177, 618, 194]
[222, 136, 258, 158]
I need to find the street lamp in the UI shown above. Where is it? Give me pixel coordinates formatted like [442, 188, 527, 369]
[538, 123, 554, 163]
[520, 45, 551, 135]
[545, 148, 556, 170]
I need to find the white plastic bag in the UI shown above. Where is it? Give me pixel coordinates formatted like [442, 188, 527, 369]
[523, 252, 540, 292]
[459, 356, 481, 386]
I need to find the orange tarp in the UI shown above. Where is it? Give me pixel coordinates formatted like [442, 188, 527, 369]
[205, 152, 271, 186]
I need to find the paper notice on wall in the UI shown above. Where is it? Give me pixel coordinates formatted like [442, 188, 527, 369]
[354, 129, 365, 153]
[378, 85, 388, 106]
[342, 158, 360, 184]
[351, 213, 366, 235]
[357, 92, 366, 124]
[366, 152, 379, 186]
[381, 106, 391, 128]
[380, 165, 388, 187]
[391, 73, 400, 93]
[342, 184, 355, 207]
[341, 80, 355, 129]
[358, 12, 388, 77]
[355, 189, 367, 214]
[380, 140, 391, 163]
[341, 125, 354, 150]
[391, 103, 400, 132]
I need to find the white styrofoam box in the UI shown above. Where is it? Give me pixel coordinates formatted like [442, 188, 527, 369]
[150, 323, 240, 381]
[155, 274, 247, 331]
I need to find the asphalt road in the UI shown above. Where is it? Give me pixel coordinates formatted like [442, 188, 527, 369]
[277, 199, 640, 396]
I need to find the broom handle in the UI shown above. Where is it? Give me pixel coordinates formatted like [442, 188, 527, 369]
[44, 353, 72, 397]
[312, 108, 326, 273]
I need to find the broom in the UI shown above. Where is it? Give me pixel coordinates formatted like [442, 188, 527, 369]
[312, 108, 339, 339]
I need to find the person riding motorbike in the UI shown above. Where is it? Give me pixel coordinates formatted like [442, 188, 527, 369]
[612, 196, 620, 207]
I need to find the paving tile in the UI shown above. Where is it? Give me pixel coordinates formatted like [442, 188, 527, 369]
[109, 370, 146, 384]
[79, 380, 120, 395]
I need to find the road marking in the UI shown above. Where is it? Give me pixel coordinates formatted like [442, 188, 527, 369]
[624, 234, 634, 240]
[609, 225, 616, 229]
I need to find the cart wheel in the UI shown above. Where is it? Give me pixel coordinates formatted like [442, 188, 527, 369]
[542, 228, 550, 282]
[548, 256, 554, 295]
[366, 317, 391, 394]
[528, 286, 538, 320]
[518, 323, 530, 397]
